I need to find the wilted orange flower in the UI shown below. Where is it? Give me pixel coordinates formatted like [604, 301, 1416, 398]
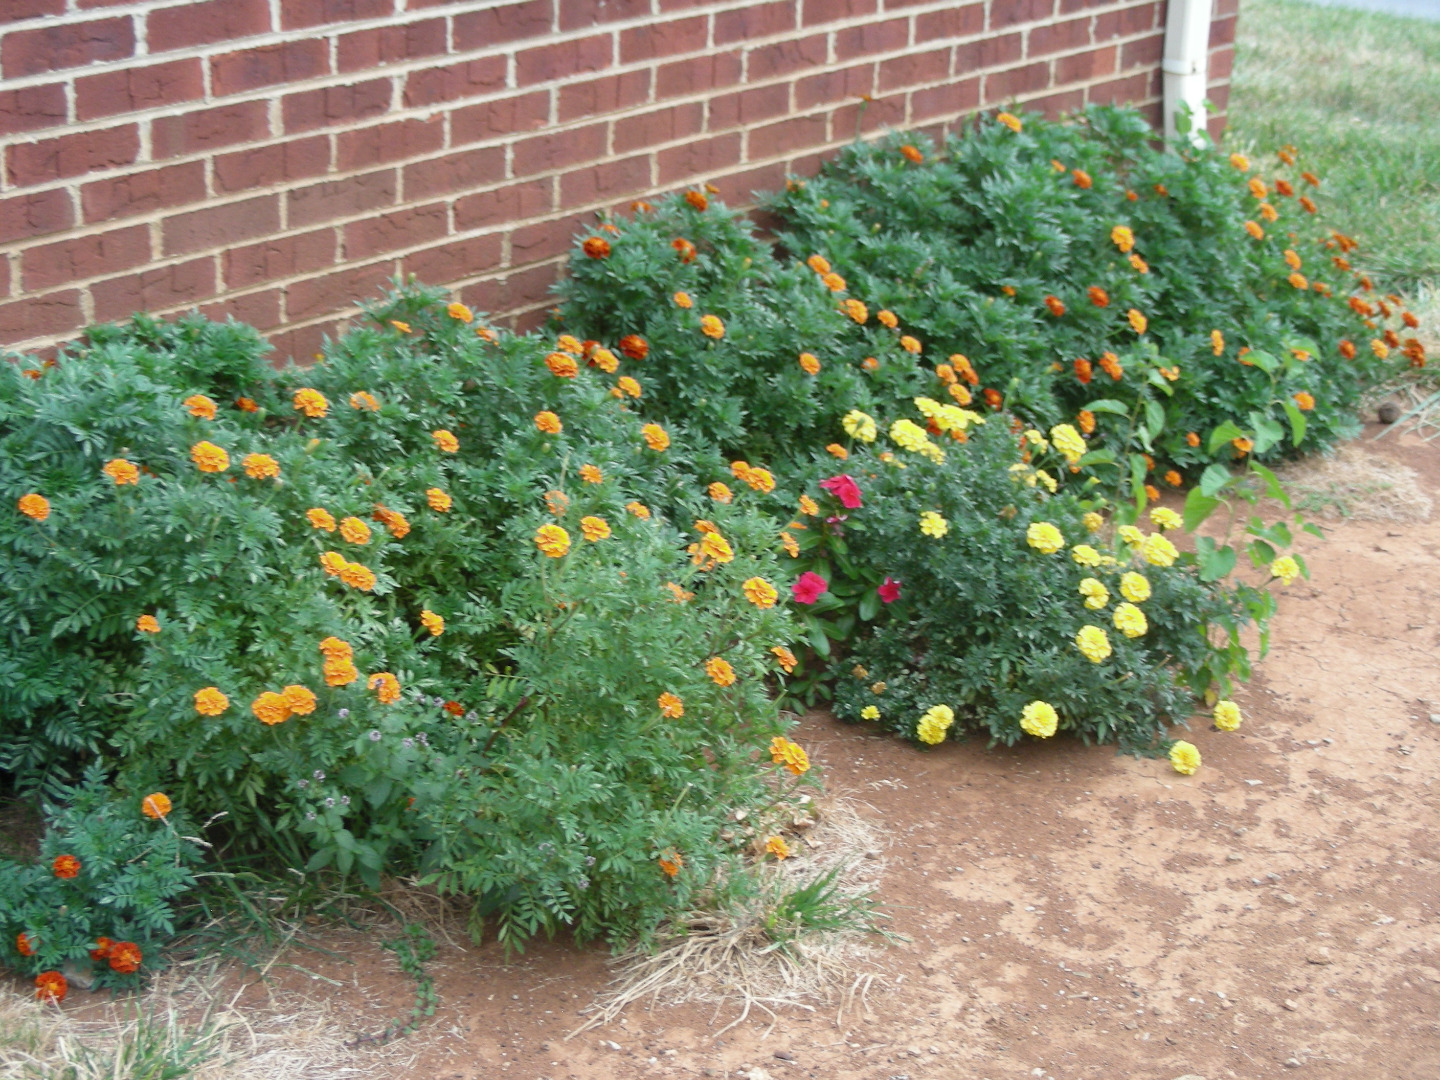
[338, 516, 371, 545]
[35, 971, 67, 1002]
[1275, 177, 1294, 197]
[1071, 168, 1092, 189]
[582, 236, 610, 259]
[1403, 311, 1420, 329]
[708, 482, 733, 503]
[1077, 409, 1095, 435]
[184, 394, 217, 419]
[1127, 309, 1148, 335]
[349, 391, 380, 411]
[339, 561, 377, 590]
[996, 111, 1022, 132]
[700, 314, 725, 339]
[658, 692, 684, 718]
[374, 505, 410, 538]
[141, 792, 172, 819]
[535, 523, 570, 558]
[18, 933, 38, 956]
[899, 143, 924, 164]
[705, 656, 736, 687]
[672, 237, 697, 262]
[1384, 328, 1400, 348]
[1278, 146, 1296, 165]
[799, 494, 820, 516]
[53, 854, 80, 879]
[672, 290, 693, 309]
[1087, 285, 1109, 308]
[1232, 436, 1253, 456]
[194, 687, 229, 716]
[771, 645, 797, 673]
[236, 396, 259, 412]
[1301, 170, 1320, 187]
[579, 515, 611, 542]
[1000, 284, 1017, 295]
[103, 458, 140, 486]
[426, 488, 451, 512]
[826, 443, 848, 460]
[1044, 295, 1065, 317]
[243, 453, 280, 480]
[534, 410, 562, 434]
[843, 299, 868, 323]
[368, 672, 401, 704]
[765, 835, 791, 859]
[1154, 183, 1170, 196]
[658, 851, 683, 877]
[543, 491, 570, 519]
[742, 576, 778, 608]
[191, 441, 230, 473]
[1099, 352, 1123, 380]
[822, 271, 846, 291]
[1299, 195, 1317, 214]
[1288, 272, 1308, 290]
[861, 356, 880, 372]
[432, 429, 459, 452]
[642, 423, 670, 451]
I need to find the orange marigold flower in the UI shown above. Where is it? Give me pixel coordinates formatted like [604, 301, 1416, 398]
[1232, 436, 1253, 456]
[672, 291, 693, 309]
[582, 236, 611, 259]
[319, 636, 352, 659]
[243, 453, 279, 480]
[875, 309, 898, 330]
[899, 334, 922, 354]
[350, 391, 380, 411]
[53, 854, 80, 879]
[191, 441, 230, 473]
[934, 363, 956, 385]
[1000, 284, 1017, 296]
[826, 443, 848, 460]
[90, 937, 114, 961]
[1288, 272, 1308, 290]
[685, 189, 709, 211]
[184, 394, 217, 419]
[17, 492, 51, 522]
[103, 458, 140, 485]
[35, 971, 67, 1002]
[136, 614, 160, 633]
[899, 143, 924, 164]
[1244, 220, 1265, 240]
[1277, 147, 1296, 166]
[796, 351, 821, 376]
[861, 356, 879, 371]
[672, 237, 697, 262]
[983, 387, 1002, 409]
[1127, 309, 1148, 335]
[1186, 431, 1201, 447]
[1299, 195, 1317, 214]
[1259, 202, 1278, 222]
[1154, 183, 1169, 196]
[1077, 409, 1096, 435]
[419, 609, 445, 637]
[18, 932, 37, 956]
[320, 551, 346, 578]
[807, 254, 831, 274]
[822, 271, 847, 291]
[544, 490, 570, 517]
[1044, 295, 1066, 317]
[1087, 285, 1109, 308]
[1384, 328, 1400, 348]
[1293, 391, 1315, 411]
[1228, 152, 1250, 171]
[1164, 469, 1182, 487]
[642, 423, 670, 451]
[626, 501, 650, 520]
[591, 346, 619, 373]
[799, 494, 819, 516]
[305, 507, 336, 532]
[339, 516, 371, 545]
[658, 851, 683, 877]
[282, 684, 317, 715]
[705, 656, 736, 687]
[1071, 168, 1092, 189]
[744, 466, 775, 493]
[1099, 352, 1123, 381]
[1144, 483, 1160, 500]
[578, 464, 602, 485]
[766, 835, 791, 859]
[390, 319, 411, 333]
[843, 299, 868, 324]
[323, 657, 359, 687]
[194, 687, 229, 716]
[374, 506, 410, 538]
[141, 792, 172, 819]
[432, 429, 460, 453]
[1284, 248, 1302, 270]
[427, 488, 452, 512]
[742, 576, 778, 608]
[692, 530, 734, 568]
[658, 692, 684, 718]
[664, 581, 693, 603]
[770, 735, 810, 775]
[368, 672, 401, 704]
[1402, 311, 1420, 329]
[579, 515, 610, 542]
[700, 314, 725, 339]
[1129, 253, 1149, 274]
[555, 334, 583, 355]
[1372, 338, 1390, 359]
[1248, 177, 1268, 199]
[1110, 224, 1134, 252]
[771, 645, 798, 673]
[1073, 358, 1093, 384]
[293, 388, 328, 418]
[545, 350, 579, 378]
[617, 375, 641, 398]
[709, 481, 733, 503]
[1301, 170, 1320, 187]
[447, 302, 473, 323]
[618, 334, 648, 360]
[535, 523, 571, 558]
[107, 940, 143, 973]
[1275, 177, 1294, 197]
[339, 561, 377, 590]
[236, 396, 259, 412]
[534, 410, 562, 434]
[996, 111, 1022, 133]
[780, 530, 799, 557]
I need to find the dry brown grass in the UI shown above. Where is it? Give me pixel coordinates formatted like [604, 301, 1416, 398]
[1278, 444, 1433, 523]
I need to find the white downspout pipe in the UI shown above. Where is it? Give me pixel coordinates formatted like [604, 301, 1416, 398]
[1162, 0, 1215, 143]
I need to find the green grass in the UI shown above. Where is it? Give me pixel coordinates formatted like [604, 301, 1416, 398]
[1229, 0, 1440, 292]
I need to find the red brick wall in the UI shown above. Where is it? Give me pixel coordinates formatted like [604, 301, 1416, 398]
[0, 0, 1235, 360]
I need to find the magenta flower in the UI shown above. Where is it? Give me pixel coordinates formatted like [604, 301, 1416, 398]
[819, 474, 863, 509]
[791, 571, 829, 604]
[877, 577, 901, 603]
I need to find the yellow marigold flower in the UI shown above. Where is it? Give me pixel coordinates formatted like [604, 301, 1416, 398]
[840, 410, 877, 443]
[1082, 511, 1104, 533]
[432, 429, 459, 453]
[889, 418, 929, 453]
[307, 507, 336, 532]
[591, 347, 618, 373]
[997, 111, 1022, 132]
[1071, 544, 1101, 567]
[1026, 522, 1064, 554]
[535, 524, 571, 558]
[375, 505, 410, 538]
[1129, 252, 1149, 274]
[1020, 700, 1058, 739]
[1127, 308, 1148, 335]
[852, 665, 868, 679]
[860, 705, 880, 720]
[447, 301, 473, 323]
[949, 383, 973, 405]
[709, 481, 733, 503]
[1169, 740, 1201, 775]
[916, 704, 955, 745]
[1119, 572, 1151, 603]
[1148, 507, 1182, 532]
[1228, 152, 1250, 171]
[1118, 524, 1144, 550]
[282, 684, 317, 716]
[694, 519, 719, 535]
[642, 423, 670, 451]
[1111, 225, 1135, 252]
[771, 645, 797, 673]
[252, 692, 291, 726]
[826, 443, 848, 460]
[350, 391, 379, 411]
[242, 453, 279, 480]
[899, 334, 922, 354]
[136, 614, 160, 633]
[658, 692, 684, 718]
[706, 656, 737, 687]
[1244, 220, 1265, 240]
[368, 672, 401, 704]
[618, 375, 641, 397]
[293, 388, 328, 418]
[1050, 423, 1086, 464]
[700, 314, 725, 339]
[1113, 601, 1147, 638]
[1141, 533, 1178, 567]
[1269, 555, 1300, 585]
[420, 609, 445, 636]
[535, 410, 562, 434]
[194, 687, 230, 716]
[766, 835, 792, 859]
[745, 467, 776, 494]
[184, 394, 217, 420]
[799, 494, 819, 516]
[1079, 577, 1109, 610]
[1211, 329, 1225, 355]
[1035, 469, 1057, 493]
[842, 298, 868, 323]
[339, 516, 371, 545]
[390, 319, 411, 333]
[780, 531, 799, 557]
[191, 441, 230, 473]
[695, 530, 734, 566]
[339, 561, 377, 590]
[1214, 700, 1242, 731]
[919, 511, 948, 538]
[555, 334, 583, 355]
[319, 551, 348, 576]
[579, 515, 610, 541]
[1371, 338, 1389, 359]
[626, 501, 651, 519]
[426, 488, 451, 512]
[104, 459, 139, 485]
[579, 464, 603, 485]
[742, 576, 778, 608]
[872, 309, 897, 330]
[672, 291, 693, 309]
[1075, 625, 1112, 663]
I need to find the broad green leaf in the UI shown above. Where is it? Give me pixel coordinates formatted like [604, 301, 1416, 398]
[1183, 487, 1222, 532]
[1197, 542, 1237, 583]
[1199, 462, 1232, 497]
[1246, 350, 1279, 374]
[1281, 400, 1307, 447]
[1078, 448, 1116, 467]
[1250, 413, 1284, 455]
[1085, 398, 1130, 415]
[858, 589, 880, 621]
[1248, 460, 1290, 506]
[1128, 453, 1148, 504]
[1208, 420, 1245, 455]
[1144, 400, 1165, 441]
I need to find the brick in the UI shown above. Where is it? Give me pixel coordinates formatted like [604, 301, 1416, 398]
[284, 259, 394, 322]
[709, 83, 791, 131]
[879, 46, 950, 91]
[558, 69, 651, 123]
[2, 17, 134, 79]
[224, 228, 337, 289]
[403, 57, 508, 107]
[1121, 31, 1164, 70]
[990, 0, 1055, 29]
[148, 0, 270, 53]
[281, 0, 393, 30]
[1058, 0, 1110, 11]
[1095, 3, 1158, 41]
[0, 257, 8, 298]
[516, 34, 611, 86]
[7, 125, 138, 186]
[0, 84, 67, 138]
[803, 0, 876, 26]
[836, 19, 908, 62]
[916, 4, 985, 42]
[0, 190, 61, 248]
[152, 101, 269, 159]
[455, 179, 554, 230]
[982, 60, 1051, 103]
[1209, 45, 1235, 82]
[956, 32, 1023, 72]
[747, 35, 829, 81]
[453, 0, 554, 49]
[830, 92, 904, 138]
[510, 215, 586, 265]
[81, 161, 206, 223]
[655, 52, 743, 99]
[714, 2, 794, 46]
[560, 153, 651, 208]
[1206, 81, 1231, 114]
[337, 116, 444, 171]
[1056, 44, 1116, 84]
[0, 291, 83, 344]
[619, 16, 706, 63]
[91, 258, 216, 323]
[402, 233, 505, 285]
[75, 60, 204, 122]
[1214, 0, 1240, 16]
[613, 102, 704, 154]
[288, 170, 397, 228]
[909, 77, 981, 121]
[560, 0, 650, 31]
[344, 203, 448, 260]
[8, 0, 64, 17]
[21, 226, 149, 292]
[453, 90, 552, 144]
[284, 79, 392, 134]
[214, 135, 330, 194]
[1026, 87, 1086, 116]
[403, 146, 506, 200]
[1028, 15, 1090, 57]
[211, 39, 328, 97]
[162, 195, 281, 257]
[657, 133, 741, 184]
[1210, 15, 1237, 48]
[796, 64, 872, 110]
[706, 159, 788, 202]
[748, 114, 827, 160]
[511, 122, 607, 177]
[1086, 70, 1151, 106]
[337, 18, 447, 73]
[202, 288, 282, 332]
[267, 323, 331, 367]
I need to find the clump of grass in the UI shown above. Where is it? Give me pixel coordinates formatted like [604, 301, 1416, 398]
[1278, 444, 1433, 521]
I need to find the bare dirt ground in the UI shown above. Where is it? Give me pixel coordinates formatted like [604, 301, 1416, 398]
[19, 427, 1440, 1080]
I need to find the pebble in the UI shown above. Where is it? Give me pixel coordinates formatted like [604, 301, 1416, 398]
[601, 1040, 622, 1051]
[774, 1050, 796, 1061]
[1278, 892, 1300, 906]
[1285, 1057, 1304, 1068]
[1307, 947, 1333, 965]
[1284, 999, 1299, 1012]
[1227, 853, 1243, 862]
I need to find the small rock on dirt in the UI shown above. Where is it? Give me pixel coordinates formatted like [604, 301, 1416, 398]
[1307, 947, 1333, 965]
[1284, 999, 1299, 1011]
[1285, 1057, 1304, 1068]
[1172, 1075, 1209, 1080]
[1378, 401, 1401, 423]
[773, 1050, 796, 1061]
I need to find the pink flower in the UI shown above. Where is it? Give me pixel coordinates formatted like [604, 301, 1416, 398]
[878, 577, 901, 604]
[791, 571, 829, 605]
[819, 474, 863, 509]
